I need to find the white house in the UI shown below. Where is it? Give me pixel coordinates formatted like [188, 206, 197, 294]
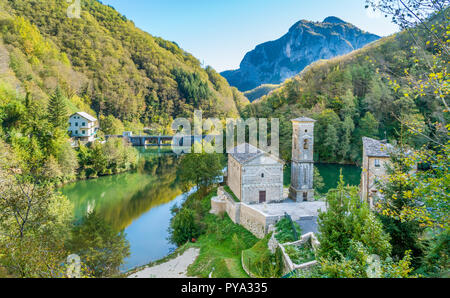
[68, 112, 98, 142]
[227, 143, 284, 204]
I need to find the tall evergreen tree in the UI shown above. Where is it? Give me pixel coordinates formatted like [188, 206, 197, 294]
[47, 87, 68, 130]
[323, 124, 339, 160]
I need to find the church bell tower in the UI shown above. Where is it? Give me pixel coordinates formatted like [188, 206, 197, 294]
[289, 117, 316, 202]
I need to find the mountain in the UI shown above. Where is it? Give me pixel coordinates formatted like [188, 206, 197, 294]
[0, 0, 248, 130]
[221, 16, 380, 92]
[242, 13, 446, 164]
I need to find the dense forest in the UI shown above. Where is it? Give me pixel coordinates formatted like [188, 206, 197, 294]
[0, 0, 248, 133]
[243, 10, 448, 164]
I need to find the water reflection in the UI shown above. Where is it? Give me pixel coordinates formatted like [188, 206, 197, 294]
[60, 148, 184, 270]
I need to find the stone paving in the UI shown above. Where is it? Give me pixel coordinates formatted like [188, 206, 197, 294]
[249, 200, 326, 221]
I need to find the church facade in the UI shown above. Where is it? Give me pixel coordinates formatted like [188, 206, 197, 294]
[227, 143, 284, 204]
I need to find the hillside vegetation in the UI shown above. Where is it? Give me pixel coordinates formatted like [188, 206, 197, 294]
[0, 0, 248, 132]
[243, 13, 448, 164]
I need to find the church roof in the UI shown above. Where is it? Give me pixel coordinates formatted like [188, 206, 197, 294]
[229, 143, 282, 165]
[291, 117, 316, 123]
[362, 137, 393, 157]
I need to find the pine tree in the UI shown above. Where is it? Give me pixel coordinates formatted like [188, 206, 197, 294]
[48, 87, 68, 129]
[323, 124, 338, 160]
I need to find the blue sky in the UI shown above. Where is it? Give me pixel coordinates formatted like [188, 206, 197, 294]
[101, 0, 399, 72]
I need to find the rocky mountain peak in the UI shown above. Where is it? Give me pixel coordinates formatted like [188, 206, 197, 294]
[221, 17, 380, 93]
[323, 16, 347, 24]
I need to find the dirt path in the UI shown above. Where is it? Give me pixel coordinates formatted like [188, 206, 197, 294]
[128, 248, 200, 278]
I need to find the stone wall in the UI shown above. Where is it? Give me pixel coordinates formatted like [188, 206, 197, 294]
[278, 232, 320, 274]
[360, 154, 390, 208]
[211, 187, 282, 239]
[239, 203, 282, 238]
[228, 156, 242, 200]
[241, 162, 284, 204]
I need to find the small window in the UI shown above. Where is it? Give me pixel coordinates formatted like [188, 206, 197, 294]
[75, 130, 78, 135]
[303, 139, 309, 150]
[82, 131, 85, 135]
[305, 129, 308, 133]
[375, 159, 380, 167]
[261, 173, 264, 178]
[82, 122, 86, 126]
[75, 122, 78, 127]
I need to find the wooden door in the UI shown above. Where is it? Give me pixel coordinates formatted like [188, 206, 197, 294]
[259, 191, 266, 203]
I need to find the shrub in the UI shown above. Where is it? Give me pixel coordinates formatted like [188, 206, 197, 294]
[275, 217, 302, 243]
[169, 208, 200, 246]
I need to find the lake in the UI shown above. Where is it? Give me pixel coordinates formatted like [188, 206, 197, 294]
[61, 148, 361, 271]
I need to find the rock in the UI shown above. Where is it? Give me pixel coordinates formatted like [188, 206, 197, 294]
[221, 17, 380, 92]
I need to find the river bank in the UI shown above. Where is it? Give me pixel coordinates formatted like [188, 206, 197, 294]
[128, 247, 200, 278]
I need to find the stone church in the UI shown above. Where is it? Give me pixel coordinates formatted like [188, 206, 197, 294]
[227, 143, 284, 204]
[227, 116, 316, 204]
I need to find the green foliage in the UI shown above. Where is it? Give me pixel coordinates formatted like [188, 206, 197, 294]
[100, 114, 124, 135]
[169, 208, 200, 246]
[418, 230, 450, 277]
[178, 148, 224, 193]
[313, 166, 325, 193]
[0, 140, 78, 277]
[317, 175, 392, 260]
[47, 87, 69, 130]
[68, 212, 130, 278]
[241, 233, 284, 278]
[0, 0, 247, 127]
[243, 16, 445, 164]
[76, 138, 138, 178]
[314, 242, 414, 278]
[224, 185, 240, 202]
[275, 217, 302, 244]
[285, 241, 316, 265]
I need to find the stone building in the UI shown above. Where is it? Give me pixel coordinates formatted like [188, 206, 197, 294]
[360, 137, 393, 208]
[227, 143, 284, 204]
[289, 117, 316, 202]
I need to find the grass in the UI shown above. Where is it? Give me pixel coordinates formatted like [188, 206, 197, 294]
[275, 217, 302, 243]
[223, 185, 240, 203]
[242, 233, 284, 278]
[187, 213, 258, 277]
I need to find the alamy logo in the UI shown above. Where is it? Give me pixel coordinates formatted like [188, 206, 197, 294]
[171, 110, 280, 157]
[67, 0, 81, 19]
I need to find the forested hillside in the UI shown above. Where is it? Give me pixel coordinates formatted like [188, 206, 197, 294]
[0, 0, 248, 131]
[243, 11, 448, 164]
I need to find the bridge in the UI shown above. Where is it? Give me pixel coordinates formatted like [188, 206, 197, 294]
[105, 135, 218, 147]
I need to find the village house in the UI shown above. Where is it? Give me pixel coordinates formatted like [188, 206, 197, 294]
[360, 137, 393, 208]
[68, 112, 98, 143]
[227, 143, 284, 204]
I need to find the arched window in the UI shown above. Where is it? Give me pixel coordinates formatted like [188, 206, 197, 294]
[303, 139, 309, 150]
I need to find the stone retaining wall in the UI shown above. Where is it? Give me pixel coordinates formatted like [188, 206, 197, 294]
[278, 232, 320, 274]
[211, 187, 283, 238]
